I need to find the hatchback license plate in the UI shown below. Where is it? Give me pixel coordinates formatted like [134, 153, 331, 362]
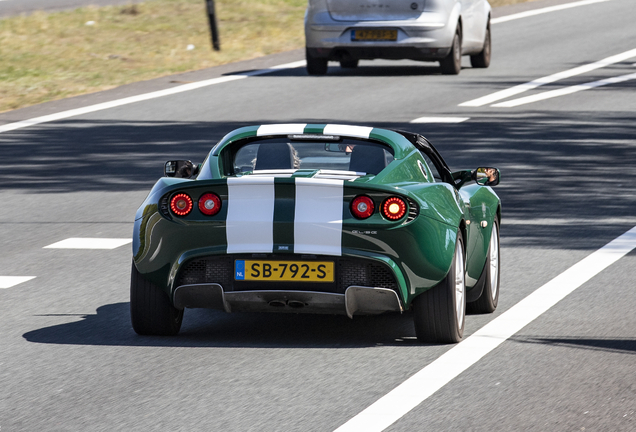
[351, 29, 398, 41]
[235, 260, 334, 282]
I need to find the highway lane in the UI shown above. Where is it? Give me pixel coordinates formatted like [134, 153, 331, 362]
[0, 0, 143, 17]
[1, 0, 636, 431]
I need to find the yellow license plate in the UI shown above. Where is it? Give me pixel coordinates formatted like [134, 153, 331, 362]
[235, 260, 334, 282]
[351, 29, 398, 41]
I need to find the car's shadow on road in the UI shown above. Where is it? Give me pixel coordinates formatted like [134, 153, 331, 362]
[24, 303, 636, 354]
[2, 112, 635, 251]
[510, 336, 636, 355]
[230, 64, 446, 77]
[23, 302, 426, 348]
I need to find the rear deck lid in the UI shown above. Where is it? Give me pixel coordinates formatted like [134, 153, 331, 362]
[327, 0, 425, 22]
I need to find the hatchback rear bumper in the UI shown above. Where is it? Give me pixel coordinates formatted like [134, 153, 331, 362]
[308, 46, 451, 61]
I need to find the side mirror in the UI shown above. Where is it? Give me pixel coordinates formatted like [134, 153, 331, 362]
[472, 167, 500, 186]
[165, 160, 194, 178]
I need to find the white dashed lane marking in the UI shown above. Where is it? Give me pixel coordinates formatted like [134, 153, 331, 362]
[409, 117, 470, 124]
[490, 0, 611, 24]
[0, 276, 36, 289]
[44, 238, 132, 249]
[492, 72, 636, 107]
[334, 226, 636, 432]
[459, 48, 636, 107]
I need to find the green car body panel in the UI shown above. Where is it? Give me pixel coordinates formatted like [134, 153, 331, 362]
[132, 124, 500, 313]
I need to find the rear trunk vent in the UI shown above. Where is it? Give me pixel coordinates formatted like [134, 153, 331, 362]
[160, 196, 172, 219]
[339, 260, 398, 291]
[406, 198, 419, 222]
[177, 257, 234, 289]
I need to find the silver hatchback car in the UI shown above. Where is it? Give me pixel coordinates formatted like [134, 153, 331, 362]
[305, 0, 491, 75]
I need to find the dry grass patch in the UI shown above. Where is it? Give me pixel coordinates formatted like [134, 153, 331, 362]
[0, 0, 306, 112]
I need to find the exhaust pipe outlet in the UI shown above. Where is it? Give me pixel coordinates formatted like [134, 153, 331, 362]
[268, 300, 286, 308]
[287, 300, 306, 309]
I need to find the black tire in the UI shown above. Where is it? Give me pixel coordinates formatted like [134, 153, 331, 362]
[306, 48, 328, 75]
[340, 59, 359, 69]
[470, 23, 491, 68]
[467, 219, 500, 314]
[130, 262, 183, 335]
[440, 26, 462, 75]
[413, 231, 466, 343]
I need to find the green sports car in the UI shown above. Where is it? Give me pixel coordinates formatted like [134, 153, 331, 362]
[131, 124, 501, 343]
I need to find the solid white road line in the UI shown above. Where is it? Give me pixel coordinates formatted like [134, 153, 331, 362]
[459, 48, 636, 107]
[410, 117, 470, 123]
[491, 0, 611, 24]
[0, 60, 306, 134]
[334, 226, 636, 432]
[492, 72, 636, 107]
[44, 238, 132, 249]
[0, 276, 36, 289]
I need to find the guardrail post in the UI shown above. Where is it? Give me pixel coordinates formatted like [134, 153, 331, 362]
[205, 0, 220, 51]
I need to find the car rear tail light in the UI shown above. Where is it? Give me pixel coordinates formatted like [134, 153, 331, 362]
[351, 195, 375, 219]
[198, 192, 222, 216]
[382, 197, 407, 221]
[170, 193, 193, 216]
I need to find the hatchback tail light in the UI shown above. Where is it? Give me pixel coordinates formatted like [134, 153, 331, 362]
[198, 193, 222, 216]
[351, 195, 375, 219]
[170, 193, 193, 216]
[382, 197, 407, 221]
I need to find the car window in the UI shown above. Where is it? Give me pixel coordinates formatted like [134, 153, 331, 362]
[231, 138, 394, 175]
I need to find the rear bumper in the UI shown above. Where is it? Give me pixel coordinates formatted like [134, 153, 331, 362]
[308, 46, 450, 61]
[173, 283, 403, 318]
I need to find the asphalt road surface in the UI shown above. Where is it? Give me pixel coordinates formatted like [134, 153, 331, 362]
[0, 0, 143, 17]
[1, 0, 635, 431]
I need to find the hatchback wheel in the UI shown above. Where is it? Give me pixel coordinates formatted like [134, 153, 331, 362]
[440, 26, 462, 75]
[470, 23, 491, 68]
[306, 48, 328, 75]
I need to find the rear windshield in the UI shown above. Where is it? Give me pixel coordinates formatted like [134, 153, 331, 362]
[229, 138, 394, 176]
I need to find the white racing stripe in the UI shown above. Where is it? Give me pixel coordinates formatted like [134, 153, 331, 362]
[0, 276, 36, 289]
[323, 124, 373, 139]
[0, 60, 307, 134]
[334, 226, 636, 432]
[257, 124, 307, 136]
[410, 117, 470, 123]
[226, 177, 276, 254]
[492, 72, 636, 107]
[459, 48, 636, 107]
[491, 0, 611, 24]
[294, 178, 343, 256]
[44, 238, 131, 249]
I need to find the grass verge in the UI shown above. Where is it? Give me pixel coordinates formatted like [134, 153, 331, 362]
[0, 0, 533, 113]
[0, 0, 306, 113]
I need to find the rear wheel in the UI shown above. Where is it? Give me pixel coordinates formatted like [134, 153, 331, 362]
[340, 59, 359, 69]
[413, 231, 466, 343]
[440, 26, 462, 75]
[306, 48, 328, 75]
[130, 262, 183, 335]
[467, 220, 500, 314]
[470, 23, 491, 68]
